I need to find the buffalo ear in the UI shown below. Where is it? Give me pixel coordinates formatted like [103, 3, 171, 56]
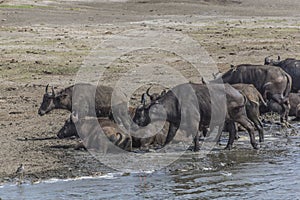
[278, 56, 281, 61]
[71, 111, 79, 123]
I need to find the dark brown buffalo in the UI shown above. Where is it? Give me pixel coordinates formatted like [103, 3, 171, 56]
[58, 106, 136, 139]
[71, 112, 132, 152]
[38, 83, 131, 128]
[38, 83, 113, 116]
[263, 93, 300, 121]
[231, 83, 267, 142]
[58, 107, 167, 151]
[144, 83, 266, 144]
[213, 64, 292, 122]
[133, 82, 258, 151]
[265, 56, 300, 92]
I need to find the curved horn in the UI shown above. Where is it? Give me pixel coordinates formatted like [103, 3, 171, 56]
[51, 86, 55, 96]
[277, 55, 281, 61]
[45, 84, 49, 94]
[115, 132, 124, 146]
[146, 86, 152, 97]
[141, 93, 147, 106]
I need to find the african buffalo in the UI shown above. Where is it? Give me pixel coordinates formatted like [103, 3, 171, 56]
[58, 107, 167, 151]
[143, 83, 266, 144]
[38, 83, 131, 128]
[57, 106, 136, 139]
[265, 56, 300, 92]
[213, 64, 292, 122]
[231, 83, 267, 142]
[262, 93, 300, 121]
[133, 82, 258, 151]
[71, 112, 132, 152]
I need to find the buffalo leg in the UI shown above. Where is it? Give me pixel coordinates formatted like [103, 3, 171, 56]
[164, 123, 179, 146]
[235, 116, 258, 149]
[234, 123, 240, 140]
[224, 121, 236, 150]
[202, 128, 208, 137]
[215, 124, 224, 145]
[248, 105, 264, 142]
[253, 118, 264, 142]
[193, 131, 200, 151]
[279, 101, 290, 123]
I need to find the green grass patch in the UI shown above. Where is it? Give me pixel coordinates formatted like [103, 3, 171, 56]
[0, 4, 37, 9]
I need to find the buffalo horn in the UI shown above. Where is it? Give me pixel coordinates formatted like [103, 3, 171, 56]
[45, 84, 49, 94]
[51, 86, 55, 96]
[146, 86, 153, 97]
[141, 93, 147, 106]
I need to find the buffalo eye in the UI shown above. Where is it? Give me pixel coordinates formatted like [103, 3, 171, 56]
[57, 94, 67, 100]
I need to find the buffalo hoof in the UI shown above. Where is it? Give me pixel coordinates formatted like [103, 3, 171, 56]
[252, 143, 259, 150]
[224, 145, 232, 150]
[193, 146, 200, 152]
[259, 138, 264, 143]
[281, 121, 291, 128]
[234, 135, 240, 140]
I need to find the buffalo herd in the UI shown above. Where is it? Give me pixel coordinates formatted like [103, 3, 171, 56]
[38, 56, 300, 153]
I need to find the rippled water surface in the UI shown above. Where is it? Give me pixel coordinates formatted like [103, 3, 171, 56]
[1, 127, 300, 200]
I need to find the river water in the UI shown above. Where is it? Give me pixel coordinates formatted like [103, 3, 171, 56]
[1, 124, 299, 200]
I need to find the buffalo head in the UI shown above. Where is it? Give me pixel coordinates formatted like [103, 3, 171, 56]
[57, 116, 78, 139]
[38, 84, 71, 116]
[38, 84, 56, 116]
[264, 55, 281, 65]
[133, 100, 165, 127]
[145, 86, 166, 101]
[133, 104, 151, 127]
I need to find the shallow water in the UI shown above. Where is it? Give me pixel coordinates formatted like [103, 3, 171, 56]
[1, 126, 300, 200]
